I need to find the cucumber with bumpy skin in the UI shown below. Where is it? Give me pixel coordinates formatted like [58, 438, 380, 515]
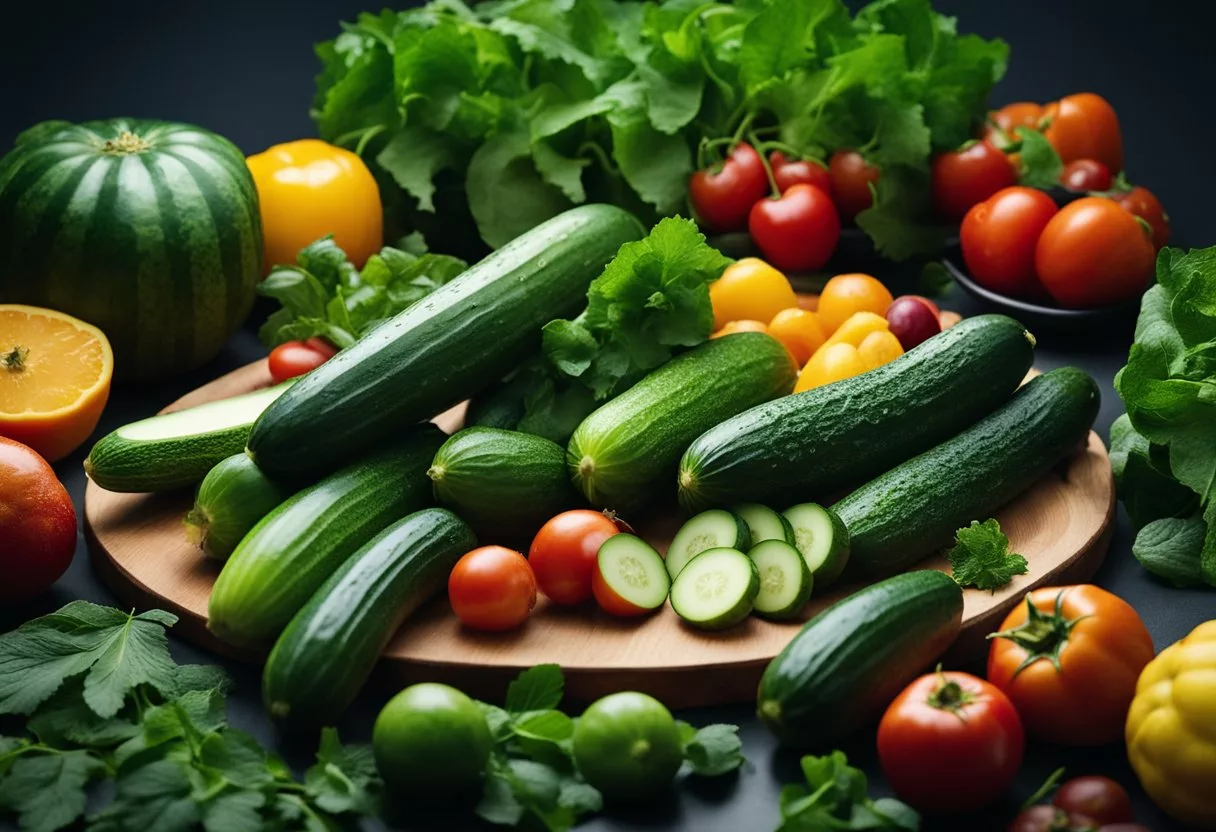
[665, 509, 751, 579]
[185, 453, 292, 561]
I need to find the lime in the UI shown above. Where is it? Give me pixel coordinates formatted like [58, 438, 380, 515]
[372, 682, 492, 803]
[572, 691, 684, 802]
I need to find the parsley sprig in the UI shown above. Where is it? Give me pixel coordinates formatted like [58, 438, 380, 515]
[947, 519, 1030, 591]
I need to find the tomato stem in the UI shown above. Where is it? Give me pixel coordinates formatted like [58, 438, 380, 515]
[989, 591, 1089, 676]
[750, 133, 781, 199]
[3, 345, 28, 372]
[925, 666, 975, 719]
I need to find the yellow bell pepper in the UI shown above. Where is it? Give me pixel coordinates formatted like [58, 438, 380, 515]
[794, 342, 868, 392]
[821, 311, 890, 350]
[1126, 620, 1216, 829]
[246, 139, 383, 274]
[857, 330, 903, 370]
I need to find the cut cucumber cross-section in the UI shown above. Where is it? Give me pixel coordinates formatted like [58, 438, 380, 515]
[734, 504, 795, 546]
[666, 510, 751, 579]
[669, 548, 759, 630]
[593, 535, 670, 616]
[749, 540, 813, 620]
[782, 503, 850, 589]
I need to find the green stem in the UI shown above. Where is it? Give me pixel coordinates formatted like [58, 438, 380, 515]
[989, 591, 1089, 675]
[353, 124, 387, 157]
[578, 141, 617, 177]
[750, 132, 781, 198]
[3, 345, 28, 372]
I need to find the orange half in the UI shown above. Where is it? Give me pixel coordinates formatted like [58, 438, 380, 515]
[0, 305, 113, 462]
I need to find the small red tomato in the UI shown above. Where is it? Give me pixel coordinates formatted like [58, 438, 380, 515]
[1052, 777, 1134, 826]
[448, 546, 537, 632]
[769, 151, 834, 198]
[1113, 186, 1170, 250]
[528, 510, 620, 605]
[1042, 93, 1123, 173]
[1035, 197, 1156, 309]
[960, 186, 1059, 297]
[828, 150, 881, 221]
[689, 143, 770, 233]
[592, 563, 648, 617]
[886, 296, 941, 351]
[1059, 159, 1113, 192]
[748, 184, 840, 273]
[1, 437, 77, 602]
[268, 338, 338, 382]
[1007, 805, 1095, 832]
[878, 671, 1025, 813]
[931, 140, 1018, 221]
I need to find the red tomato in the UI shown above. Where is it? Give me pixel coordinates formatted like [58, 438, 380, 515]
[592, 563, 648, 617]
[528, 510, 620, 605]
[769, 151, 833, 198]
[268, 338, 338, 382]
[1042, 93, 1123, 173]
[1006, 805, 1096, 832]
[1113, 186, 1171, 250]
[984, 101, 1044, 148]
[960, 186, 1058, 297]
[1035, 197, 1156, 309]
[448, 546, 537, 632]
[828, 150, 881, 221]
[1059, 159, 1113, 192]
[931, 141, 1017, 221]
[0, 437, 76, 602]
[748, 184, 841, 272]
[877, 671, 1024, 813]
[689, 143, 770, 233]
[1052, 777, 1134, 825]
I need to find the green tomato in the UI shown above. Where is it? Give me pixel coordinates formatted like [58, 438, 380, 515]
[572, 692, 684, 802]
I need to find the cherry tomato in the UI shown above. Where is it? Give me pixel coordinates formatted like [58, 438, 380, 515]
[931, 141, 1017, 221]
[528, 510, 620, 605]
[1042, 93, 1123, 173]
[769, 151, 833, 198]
[268, 337, 338, 382]
[767, 308, 825, 366]
[1059, 159, 1113, 192]
[828, 150, 881, 221]
[885, 296, 941, 351]
[1035, 197, 1156, 309]
[0, 437, 76, 603]
[960, 186, 1058, 297]
[1006, 805, 1095, 832]
[1052, 777, 1134, 826]
[878, 671, 1024, 813]
[448, 546, 537, 632]
[1113, 186, 1171, 250]
[988, 585, 1156, 746]
[748, 184, 841, 272]
[688, 143, 770, 233]
[817, 273, 894, 334]
[709, 258, 798, 329]
[984, 101, 1044, 149]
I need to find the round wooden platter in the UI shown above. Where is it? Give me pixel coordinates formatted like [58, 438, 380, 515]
[85, 361, 1115, 708]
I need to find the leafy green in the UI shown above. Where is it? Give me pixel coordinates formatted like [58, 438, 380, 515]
[1012, 126, 1063, 190]
[777, 751, 919, 831]
[678, 722, 745, 777]
[947, 519, 1029, 591]
[505, 664, 565, 713]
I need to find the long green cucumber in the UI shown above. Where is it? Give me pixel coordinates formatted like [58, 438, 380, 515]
[184, 453, 293, 561]
[263, 508, 476, 726]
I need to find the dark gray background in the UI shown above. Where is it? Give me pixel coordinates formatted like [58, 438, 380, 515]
[2, 1, 1213, 830]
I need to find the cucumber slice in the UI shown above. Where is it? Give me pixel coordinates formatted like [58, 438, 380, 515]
[594, 535, 670, 614]
[749, 540, 813, 620]
[733, 503, 795, 546]
[782, 503, 850, 589]
[666, 510, 751, 579]
[669, 548, 759, 630]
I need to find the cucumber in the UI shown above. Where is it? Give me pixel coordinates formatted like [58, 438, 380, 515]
[678, 315, 1035, 512]
[836, 367, 1100, 580]
[263, 508, 476, 725]
[734, 504, 795, 546]
[665, 509, 751, 579]
[249, 205, 645, 479]
[757, 570, 964, 748]
[464, 373, 532, 431]
[749, 540, 813, 620]
[208, 425, 446, 646]
[594, 535, 670, 615]
[569, 333, 796, 514]
[184, 453, 292, 561]
[428, 427, 576, 543]
[84, 381, 293, 492]
[669, 548, 759, 630]
[782, 503, 850, 589]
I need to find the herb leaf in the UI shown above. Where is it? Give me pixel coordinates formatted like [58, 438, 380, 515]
[682, 724, 745, 777]
[505, 664, 564, 713]
[0, 749, 104, 832]
[947, 519, 1029, 591]
[778, 750, 919, 832]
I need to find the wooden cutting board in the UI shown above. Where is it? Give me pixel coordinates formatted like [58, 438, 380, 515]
[84, 359, 1114, 707]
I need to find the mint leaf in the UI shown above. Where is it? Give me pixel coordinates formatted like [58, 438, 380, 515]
[303, 728, 381, 817]
[779, 750, 919, 832]
[199, 730, 273, 788]
[0, 749, 104, 832]
[477, 773, 525, 826]
[506, 664, 564, 713]
[201, 789, 265, 832]
[1015, 127, 1063, 190]
[100, 759, 201, 832]
[683, 724, 745, 776]
[27, 678, 141, 748]
[557, 779, 602, 815]
[947, 519, 1029, 591]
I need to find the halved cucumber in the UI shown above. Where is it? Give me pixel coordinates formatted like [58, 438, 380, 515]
[782, 503, 850, 589]
[666, 510, 751, 579]
[734, 504, 795, 546]
[594, 535, 670, 616]
[669, 548, 759, 630]
[749, 540, 813, 620]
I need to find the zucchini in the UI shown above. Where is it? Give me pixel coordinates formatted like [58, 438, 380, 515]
[782, 503, 850, 589]
[249, 205, 645, 479]
[733, 504, 795, 546]
[263, 508, 476, 725]
[84, 381, 293, 492]
[428, 427, 576, 543]
[185, 453, 292, 561]
[757, 570, 964, 748]
[678, 315, 1035, 511]
[665, 509, 751, 579]
[836, 367, 1100, 580]
[208, 425, 446, 646]
[569, 333, 796, 515]
[669, 548, 759, 630]
[748, 540, 812, 620]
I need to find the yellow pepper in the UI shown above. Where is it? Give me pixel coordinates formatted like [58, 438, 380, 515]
[1126, 620, 1216, 829]
[821, 311, 890, 350]
[794, 342, 868, 392]
[246, 139, 382, 274]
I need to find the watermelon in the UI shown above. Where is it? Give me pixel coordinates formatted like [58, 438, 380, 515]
[0, 119, 263, 380]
